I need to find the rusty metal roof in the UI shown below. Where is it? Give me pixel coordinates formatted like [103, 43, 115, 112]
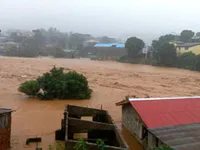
[129, 96, 200, 128]
[0, 108, 13, 114]
[149, 123, 200, 150]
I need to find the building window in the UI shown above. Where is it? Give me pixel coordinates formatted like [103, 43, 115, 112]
[0, 114, 8, 128]
[142, 126, 148, 140]
[155, 137, 159, 147]
[185, 47, 188, 50]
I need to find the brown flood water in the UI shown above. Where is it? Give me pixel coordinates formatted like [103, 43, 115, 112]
[1, 57, 200, 150]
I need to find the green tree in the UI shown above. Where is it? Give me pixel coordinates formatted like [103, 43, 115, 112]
[18, 80, 40, 96]
[68, 33, 92, 50]
[4, 44, 19, 56]
[177, 52, 196, 70]
[180, 30, 195, 42]
[155, 43, 177, 66]
[152, 34, 175, 50]
[32, 29, 46, 48]
[19, 67, 92, 100]
[196, 32, 200, 37]
[195, 54, 200, 71]
[19, 38, 40, 57]
[125, 37, 145, 58]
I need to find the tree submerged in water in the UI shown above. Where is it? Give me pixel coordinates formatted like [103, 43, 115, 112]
[18, 67, 92, 100]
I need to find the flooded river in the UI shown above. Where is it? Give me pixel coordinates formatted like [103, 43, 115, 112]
[0, 57, 200, 149]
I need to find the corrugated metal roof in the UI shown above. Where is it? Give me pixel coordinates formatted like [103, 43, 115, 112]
[94, 43, 125, 48]
[129, 96, 200, 128]
[149, 123, 200, 150]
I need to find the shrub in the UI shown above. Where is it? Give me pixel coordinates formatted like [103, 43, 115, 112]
[18, 80, 40, 96]
[96, 139, 106, 150]
[74, 139, 87, 150]
[177, 52, 196, 70]
[19, 67, 92, 100]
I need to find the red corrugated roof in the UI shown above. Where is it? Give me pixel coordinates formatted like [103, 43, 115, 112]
[129, 97, 200, 128]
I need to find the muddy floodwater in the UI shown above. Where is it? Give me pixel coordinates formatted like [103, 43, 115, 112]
[1, 57, 200, 150]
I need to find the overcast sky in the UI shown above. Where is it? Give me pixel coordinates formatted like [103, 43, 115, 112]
[1, 0, 200, 44]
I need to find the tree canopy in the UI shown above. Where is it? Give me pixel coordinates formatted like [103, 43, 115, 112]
[180, 30, 195, 42]
[98, 36, 117, 43]
[152, 34, 175, 50]
[19, 67, 92, 100]
[154, 43, 177, 66]
[125, 37, 145, 57]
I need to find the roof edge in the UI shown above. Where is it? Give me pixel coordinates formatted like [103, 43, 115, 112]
[129, 96, 200, 101]
[116, 99, 130, 106]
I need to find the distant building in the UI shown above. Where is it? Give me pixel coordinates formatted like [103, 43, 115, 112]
[176, 43, 200, 56]
[94, 43, 125, 48]
[117, 96, 200, 150]
[169, 41, 200, 56]
[0, 108, 13, 150]
[80, 43, 126, 60]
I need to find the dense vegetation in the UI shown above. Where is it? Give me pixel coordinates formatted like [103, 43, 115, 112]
[153, 43, 177, 67]
[19, 67, 92, 100]
[74, 139, 106, 150]
[120, 29, 200, 72]
[3, 27, 118, 58]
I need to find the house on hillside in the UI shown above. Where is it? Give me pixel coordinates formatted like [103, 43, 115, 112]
[175, 43, 200, 56]
[0, 108, 13, 150]
[169, 41, 200, 56]
[116, 96, 200, 150]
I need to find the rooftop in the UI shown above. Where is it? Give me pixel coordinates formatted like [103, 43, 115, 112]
[149, 123, 200, 150]
[94, 43, 125, 48]
[176, 42, 200, 47]
[129, 96, 200, 128]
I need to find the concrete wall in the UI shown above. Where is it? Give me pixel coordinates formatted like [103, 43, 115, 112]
[122, 104, 163, 150]
[122, 104, 143, 140]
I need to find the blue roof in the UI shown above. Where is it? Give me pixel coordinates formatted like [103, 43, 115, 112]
[94, 43, 125, 48]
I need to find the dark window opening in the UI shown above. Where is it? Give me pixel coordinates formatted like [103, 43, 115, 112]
[0, 114, 8, 128]
[142, 126, 148, 140]
[155, 137, 159, 147]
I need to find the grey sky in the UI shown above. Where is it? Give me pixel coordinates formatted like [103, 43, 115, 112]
[1, 0, 200, 44]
